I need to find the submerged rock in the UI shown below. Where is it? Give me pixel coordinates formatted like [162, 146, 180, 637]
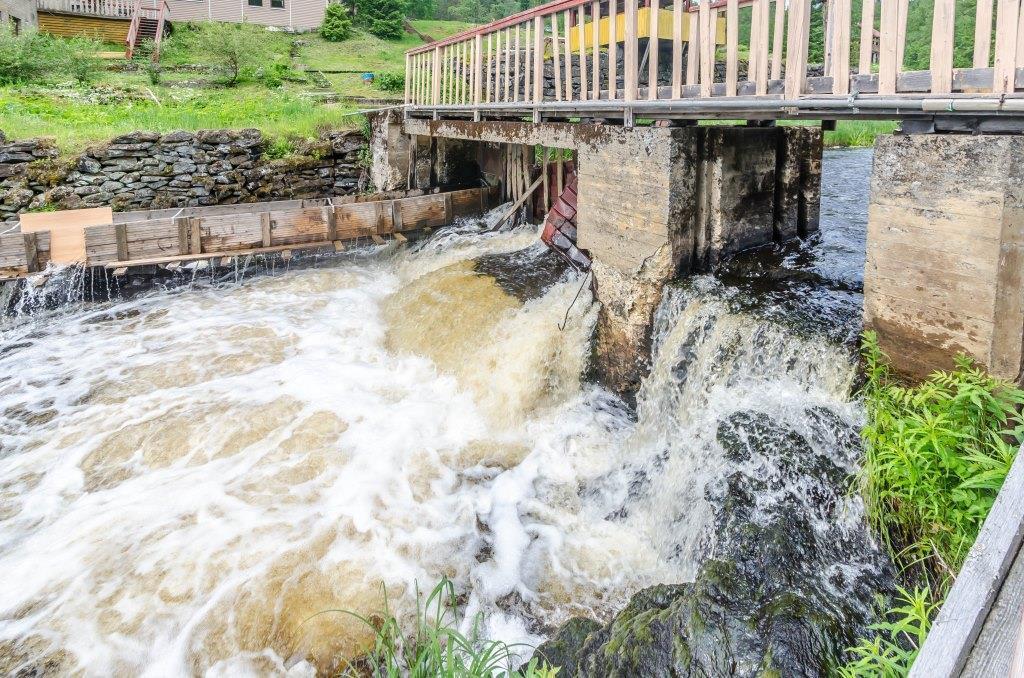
[533, 411, 892, 677]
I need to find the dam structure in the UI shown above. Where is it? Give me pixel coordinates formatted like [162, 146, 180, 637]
[380, 0, 1024, 393]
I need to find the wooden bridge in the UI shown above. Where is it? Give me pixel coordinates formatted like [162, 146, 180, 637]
[404, 0, 1024, 126]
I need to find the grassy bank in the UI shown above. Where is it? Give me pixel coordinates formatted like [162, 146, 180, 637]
[841, 332, 1024, 675]
[823, 120, 896, 148]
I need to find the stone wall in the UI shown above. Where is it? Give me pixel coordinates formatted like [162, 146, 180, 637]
[0, 128, 369, 225]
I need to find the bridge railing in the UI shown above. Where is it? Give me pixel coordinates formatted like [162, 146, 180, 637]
[405, 0, 1023, 108]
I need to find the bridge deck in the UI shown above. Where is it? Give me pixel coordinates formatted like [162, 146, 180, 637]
[405, 0, 1024, 124]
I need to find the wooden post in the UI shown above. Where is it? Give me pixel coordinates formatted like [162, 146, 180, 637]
[672, 0, 683, 97]
[609, 0, 619, 97]
[505, 28, 513, 101]
[878, 0, 899, 94]
[115, 223, 128, 262]
[495, 30, 503, 101]
[432, 45, 441, 105]
[648, 0, 660, 99]
[23, 232, 39, 273]
[524, 23, 533, 103]
[534, 16, 544, 102]
[772, 0, 786, 80]
[552, 15, 564, 100]
[542, 148, 550, 210]
[700, 0, 714, 97]
[486, 33, 493, 102]
[592, 0, 601, 99]
[993, 0, 1020, 93]
[626, 0, 639, 100]
[260, 212, 272, 247]
[832, 0, 851, 94]
[755, 0, 771, 92]
[785, 0, 811, 98]
[556, 153, 564, 196]
[578, 5, 589, 100]
[513, 25, 522, 102]
[930, 0, 955, 93]
[175, 216, 189, 255]
[858, 0, 875, 74]
[563, 10, 573, 99]
[325, 206, 337, 241]
[725, 0, 738, 95]
[686, 8, 700, 86]
[474, 34, 483, 105]
[895, 0, 908, 70]
[405, 53, 411, 104]
[974, 0, 994, 67]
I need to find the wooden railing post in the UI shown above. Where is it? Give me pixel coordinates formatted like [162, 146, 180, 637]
[534, 16, 544, 102]
[993, 0, 1021, 93]
[930, 0, 955, 93]
[830, 0, 851, 94]
[725, 0, 738, 96]
[405, 53, 412, 104]
[974, 0, 995, 68]
[784, 0, 811, 98]
[877, 0, 899, 94]
[474, 34, 483, 106]
[592, 0, 600, 99]
[578, 5, 588, 101]
[699, 0, 714, 97]
[625, 0, 639, 101]
[563, 10, 573, 99]
[609, 0, 619, 97]
[858, 0, 875, 74]
[552, 15, 563, 100]
[432, 45, 441, 105]
[648, 0, 661, 99]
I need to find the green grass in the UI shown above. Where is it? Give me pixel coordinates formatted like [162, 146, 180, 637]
[859, 330, 1024, 589]
[822, 121, 896, 148]
[0, 86, 359, 152]
[315, 577, 558, 677]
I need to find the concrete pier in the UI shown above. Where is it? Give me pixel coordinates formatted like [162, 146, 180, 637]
[864, 134, 1024, 383]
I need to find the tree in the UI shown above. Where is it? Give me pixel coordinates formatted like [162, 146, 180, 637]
[194, 21, 271, 86]
[356, 0, 408, 40]
[320, 3, 353, 41]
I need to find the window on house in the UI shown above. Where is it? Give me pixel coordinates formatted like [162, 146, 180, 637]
[270, 0, 284, 8]
[247, 0, 262, 6]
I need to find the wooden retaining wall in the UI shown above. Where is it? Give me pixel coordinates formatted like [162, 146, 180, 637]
[37, 12, 131, 42]
[1, 186, 499, 278]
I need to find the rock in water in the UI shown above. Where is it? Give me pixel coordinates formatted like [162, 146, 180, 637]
[533, 411, 893, 677]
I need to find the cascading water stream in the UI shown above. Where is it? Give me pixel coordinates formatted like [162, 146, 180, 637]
[0, 149, 888, 676]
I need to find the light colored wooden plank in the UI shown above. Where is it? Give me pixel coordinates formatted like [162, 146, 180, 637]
[486, 33, 493, 103]
[700, 0, 714, 96]
[524, 24, 533, 103]
[626, 0, 639, 101]
[405, 53, 411, 104]
[858, 0, 875, 74]
[513, 25, 521, 102]
[725, 0, 738, 95]
[552, 16, 563, 101]
[649, 0, 661, 99]
[592, 1, 601, 99]
[994, 0, 1020, 93]
[878, 0, 899, 93]
[785, 0, 811, 97]
[749, 0, 762, 87]
[474, 34, 483, 105]
[579, 5, 589, 101]
[975, 0, 995, 67]
[563, 11, 574, 99]
[686, 9, 700, 86]
[755, 0, 771, 93]
[896, 0, 909, 70]
[771, 0, 785, 80]
[534, 17, 544, 101]
[930, 0, 956, 93]
[832, 0, 852, 94]
[672, 0, 684, 97]
[21, 206, 112, 265]
[609, 0, 619, 97]
[909, 444, 1024, 678]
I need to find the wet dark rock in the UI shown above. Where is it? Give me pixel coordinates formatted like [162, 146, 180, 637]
[534, 410, 892, 677]
[474, 246, 570, 302]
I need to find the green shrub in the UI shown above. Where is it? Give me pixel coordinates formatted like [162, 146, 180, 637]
[0, 26, 102, 85]
[838, 586, 936, 678]
[146, 61, 162, 85]
[192, 21, 272, 86]
[313, 577, 559, 676]
[859, 331, 1024, 589]
[320, 3, 353, 42]
[374, 71, 404, 92]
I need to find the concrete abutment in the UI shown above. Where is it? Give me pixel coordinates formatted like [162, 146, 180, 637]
[865, 133, 1024, 383]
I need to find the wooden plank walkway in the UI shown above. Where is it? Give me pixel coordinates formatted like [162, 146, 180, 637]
[405, 0, 1024, 123]
[911, 443, 1024, 677]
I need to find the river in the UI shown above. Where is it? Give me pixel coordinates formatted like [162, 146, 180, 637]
[0, 149, 883, 675]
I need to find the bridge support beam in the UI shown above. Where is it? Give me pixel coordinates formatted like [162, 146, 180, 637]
[865, 134, 1024, 383]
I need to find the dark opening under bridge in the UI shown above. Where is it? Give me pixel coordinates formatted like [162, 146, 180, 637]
[403, 0, 1024, 128]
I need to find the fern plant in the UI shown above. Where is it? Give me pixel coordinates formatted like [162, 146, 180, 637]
[838, 586, 936, 678]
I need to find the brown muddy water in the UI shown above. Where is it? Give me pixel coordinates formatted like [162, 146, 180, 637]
[0, 150, 878, 676]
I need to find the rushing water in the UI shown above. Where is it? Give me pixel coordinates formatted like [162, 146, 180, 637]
[0, 149, 879, 676]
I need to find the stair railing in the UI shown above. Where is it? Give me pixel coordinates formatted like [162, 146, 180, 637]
[124, 0, 143, 59]
[151, 0, 169, 62]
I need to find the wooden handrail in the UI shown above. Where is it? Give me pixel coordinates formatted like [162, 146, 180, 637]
[405, 0, 1023, 110]
[124, 0, 143, 59]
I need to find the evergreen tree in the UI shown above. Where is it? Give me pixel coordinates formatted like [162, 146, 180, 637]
[320, 2, 353, 42]
[357, 0, 408, 40]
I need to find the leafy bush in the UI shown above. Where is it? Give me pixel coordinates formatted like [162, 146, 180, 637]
[0, 26, 102, 85]
[316, 577, 559, 676]
[838, 586, 936, 678]
[263, 136, 295, 159]
[356, 0, 407, 40]
[320, 3, 353, 42]
[859, 331, 1024, 589]
[192, 21, 272, 86]
[375, 71, 404, 92]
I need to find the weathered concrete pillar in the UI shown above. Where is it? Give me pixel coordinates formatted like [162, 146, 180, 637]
[864, 134, 1024, 382]
[774, 126, 823, 240]
[368, 110, 410, 192]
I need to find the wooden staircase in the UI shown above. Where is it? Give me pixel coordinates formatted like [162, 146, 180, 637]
[125, 0, 168, 61]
